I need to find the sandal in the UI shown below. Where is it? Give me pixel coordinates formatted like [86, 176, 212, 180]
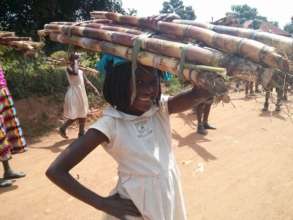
[0, 179, 13, 187]
[4, 171, 26, 180]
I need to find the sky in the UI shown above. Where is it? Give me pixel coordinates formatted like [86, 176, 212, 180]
[121, 0, 292, 28]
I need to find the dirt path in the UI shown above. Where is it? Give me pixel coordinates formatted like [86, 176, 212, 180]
[1, 92, 293, 220]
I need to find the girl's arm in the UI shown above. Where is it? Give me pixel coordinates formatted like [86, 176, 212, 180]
[46, 129, 141, 218]
[168, 86, 212, 114]
[67, 66, 78, 75]
[83, 72, 100, 95]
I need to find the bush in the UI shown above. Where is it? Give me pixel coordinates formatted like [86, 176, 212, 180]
[163, 76, 185, 95]
[0, 47, 103, 100]
[1, 51, 68, 99]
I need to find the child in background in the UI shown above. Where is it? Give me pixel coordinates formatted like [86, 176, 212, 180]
[47, 56, 212, 219]
[59, 53, 99, 139]
[194, 97, 216, 135]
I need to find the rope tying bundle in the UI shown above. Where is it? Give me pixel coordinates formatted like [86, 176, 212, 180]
[131, 32, 154, 104]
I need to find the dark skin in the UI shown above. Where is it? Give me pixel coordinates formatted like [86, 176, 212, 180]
[0, 160, 26, 187]
[197, 103, 212, 124]
[46, 68, 212, 218]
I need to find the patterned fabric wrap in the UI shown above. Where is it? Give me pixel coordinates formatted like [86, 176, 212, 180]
[0, 116, 11, 161]
[0, 87, 27, 154]
[0, 65, 7, 88]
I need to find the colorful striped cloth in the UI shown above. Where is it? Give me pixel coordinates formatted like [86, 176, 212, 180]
[0, 66, 27, 154]
[0, 66, 7, 88]
[0, 117, 12, 161]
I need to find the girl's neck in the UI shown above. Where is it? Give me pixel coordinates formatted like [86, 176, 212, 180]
[118, 107, 145, 116]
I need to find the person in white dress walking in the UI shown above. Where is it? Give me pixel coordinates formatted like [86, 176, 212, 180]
[47, 55, 212, 219]
[59, 53, 99, 139]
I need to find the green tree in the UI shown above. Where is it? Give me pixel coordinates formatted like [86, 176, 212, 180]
[284, 24, 293, 34]
[0, 0, 125, 37]
[126, 8, 138, 16]
[284, 17, 293, 34]
[230, 4, 267, 29]
[160, 0, 196, 20]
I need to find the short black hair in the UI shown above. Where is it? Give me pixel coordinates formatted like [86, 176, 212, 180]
[103, 61, 132, 112]
[68, 53, 79, 61]
[103, 61, 161, 112]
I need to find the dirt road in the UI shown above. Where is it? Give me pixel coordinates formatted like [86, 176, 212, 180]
[1, 92, 293, 220]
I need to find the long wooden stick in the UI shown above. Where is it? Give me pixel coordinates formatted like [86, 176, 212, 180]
[0, 31, 43, 53]
[173, 19, 293, 59]
[46, 57, 99, 76]
[0, 32, 15, 38]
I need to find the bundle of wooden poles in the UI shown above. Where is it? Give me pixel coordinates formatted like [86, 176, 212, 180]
[39, 11, 293, 95]
[0, 31, 43, 55]
[47, 57, 99, 76]
[172, 19, 293, 59]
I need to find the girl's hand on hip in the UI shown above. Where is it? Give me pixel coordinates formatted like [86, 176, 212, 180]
[100, 193, 142, 219]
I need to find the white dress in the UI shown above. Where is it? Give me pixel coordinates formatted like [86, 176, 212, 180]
[63, 69, 89, 119]
[90, 95, 187, 220]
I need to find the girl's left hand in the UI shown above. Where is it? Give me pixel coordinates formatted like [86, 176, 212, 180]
[100, 193, 142, 218]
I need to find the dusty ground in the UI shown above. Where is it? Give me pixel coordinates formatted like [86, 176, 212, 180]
[1, 92, 293, 220]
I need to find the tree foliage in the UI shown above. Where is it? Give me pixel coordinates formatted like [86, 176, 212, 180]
[0, 47, 103, 100]
[0, 0, 125, 37]
[284, 24, 293, 34]
[126, 8, 138, 16]
[160, 0, 196, 20]
[0, 46, 68, 99]
[284, 18, 293, 34]
[230, 4, 268, 29]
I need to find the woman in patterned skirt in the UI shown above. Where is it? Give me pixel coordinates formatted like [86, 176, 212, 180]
[0, 64, 27, 154]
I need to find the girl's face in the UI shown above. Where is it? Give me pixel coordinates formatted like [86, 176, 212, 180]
[128, 67, 160, 115]
[69, 55, 79, 72]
